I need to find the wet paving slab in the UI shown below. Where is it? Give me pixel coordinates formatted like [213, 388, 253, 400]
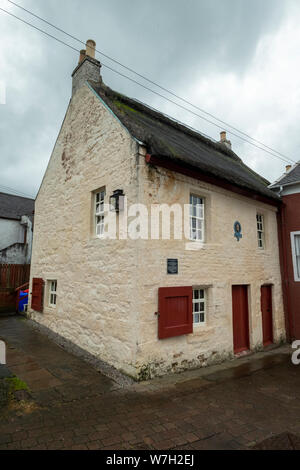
[0, 315, 299, 450]
[253, 432, 300, 450]
[0, 315, 292, 404]
[0, 316, 120, 405]
[203, 353, 290, 383]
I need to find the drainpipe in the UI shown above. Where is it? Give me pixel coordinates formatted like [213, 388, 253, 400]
[20, 216, 33, 264]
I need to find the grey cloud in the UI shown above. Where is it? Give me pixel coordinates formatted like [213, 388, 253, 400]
[0, 0, 297, 196]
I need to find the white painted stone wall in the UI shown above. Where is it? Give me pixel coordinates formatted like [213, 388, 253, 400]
[133, 157, 286, 378]
[29, 84, 142, 378]
[29, 82, 286, 380]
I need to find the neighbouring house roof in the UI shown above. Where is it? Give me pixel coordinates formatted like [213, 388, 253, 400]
[0, 192, 35, 221]
[90, 82, 280, 203]
[269, 162, 300, 189]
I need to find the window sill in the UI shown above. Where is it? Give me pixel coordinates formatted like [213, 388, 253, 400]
[185, 241, 205, 251]
[92, 234, 105, 240]
[90, 233, 113, 240]
[42, 306, 58, 315]
[189, 324, 214, 339]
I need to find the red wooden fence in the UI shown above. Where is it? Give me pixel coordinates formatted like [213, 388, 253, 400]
[0, 264, 30, 313]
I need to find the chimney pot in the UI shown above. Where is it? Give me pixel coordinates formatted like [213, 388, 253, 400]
[86, 39, 96, 59]
[78, 49, 86, 64]
[286, 165, 292, 172]
[219, 131, 232, 150]
[220, 131, 227, 142]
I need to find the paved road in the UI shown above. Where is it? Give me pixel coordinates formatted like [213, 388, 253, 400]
[0, 316, 299, 450]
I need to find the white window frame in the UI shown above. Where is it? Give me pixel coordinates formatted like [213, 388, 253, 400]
[95, 189, 105, 238]
[291, 231, 300, 282]
[192, 288, 206, 324]
[48, 280, 57, 308]
[256, 214, 265, 249]
[190, 194, 205, 242]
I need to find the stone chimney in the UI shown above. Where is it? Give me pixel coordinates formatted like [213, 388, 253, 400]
[219, 131, 232, 150]
[72, 39, 101, 96]
[286, 165, 292, 172]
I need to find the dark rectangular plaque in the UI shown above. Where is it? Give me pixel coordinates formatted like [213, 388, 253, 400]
[167, 259, 178, 275]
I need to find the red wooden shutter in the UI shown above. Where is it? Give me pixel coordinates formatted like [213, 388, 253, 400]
[158, 286, 193, 339]
[31, 278, 44, 312]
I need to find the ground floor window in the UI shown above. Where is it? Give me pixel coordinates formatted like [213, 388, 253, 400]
[193, 288, 206, 323]
[291, 231, 300, 281]
[49, 280, 57, 307]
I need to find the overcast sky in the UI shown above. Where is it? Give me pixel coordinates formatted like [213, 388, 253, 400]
[1, 0, 300, 199]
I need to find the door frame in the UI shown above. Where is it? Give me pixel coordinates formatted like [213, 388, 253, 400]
[261, 284, 274, 347]
[232, 284, 250, 355]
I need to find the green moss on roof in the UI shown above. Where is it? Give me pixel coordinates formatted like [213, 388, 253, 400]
[113, 99, 141, 116]
[157, 139, 181, 159]
[91, 82, 279, 201]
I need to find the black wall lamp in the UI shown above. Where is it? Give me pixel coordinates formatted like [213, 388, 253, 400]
[109, 189, 125, 212]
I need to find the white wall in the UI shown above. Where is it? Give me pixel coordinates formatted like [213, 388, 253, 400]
[0, 218, 24, 250]
[29, 84, 141, 378]
[280, 182, 300, 196]
[134, 160, 286, 378]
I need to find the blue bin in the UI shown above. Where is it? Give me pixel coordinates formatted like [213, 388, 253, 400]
[18, 290, 29, 313]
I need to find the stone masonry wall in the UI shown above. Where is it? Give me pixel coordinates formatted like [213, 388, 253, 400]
[29, 84, 141, 378]
[133, 156, 286, 379]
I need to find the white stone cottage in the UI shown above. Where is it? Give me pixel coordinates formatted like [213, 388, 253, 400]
[29, 41, 286, 380]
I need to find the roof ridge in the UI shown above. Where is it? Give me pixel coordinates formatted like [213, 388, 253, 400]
[269, 161, 300, 188]
[102, 85, 272, 186]
[0, 191, 35, 201]
[89, 81, 278, 200]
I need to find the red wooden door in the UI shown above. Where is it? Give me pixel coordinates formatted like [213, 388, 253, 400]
[261, 286, 273, 346]
[158, 287, 193, 339]
[232, 285, 250, 354]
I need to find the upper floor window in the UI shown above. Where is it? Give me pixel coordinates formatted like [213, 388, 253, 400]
[291, 232, 300, 282]
[95, 190, 105, 237]
[257, 214, 265, 249]
[49, 280, 57, 307]
[193, 289, 206, 324]
[190, 194, 204, 242]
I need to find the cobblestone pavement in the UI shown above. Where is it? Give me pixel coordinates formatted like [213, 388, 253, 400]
[0, 315, 299, 450]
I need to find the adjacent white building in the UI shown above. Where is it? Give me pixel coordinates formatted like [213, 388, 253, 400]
[0, 192, 34, 265]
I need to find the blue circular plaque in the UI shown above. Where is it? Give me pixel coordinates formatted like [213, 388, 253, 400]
[234, 221, 242, 241]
